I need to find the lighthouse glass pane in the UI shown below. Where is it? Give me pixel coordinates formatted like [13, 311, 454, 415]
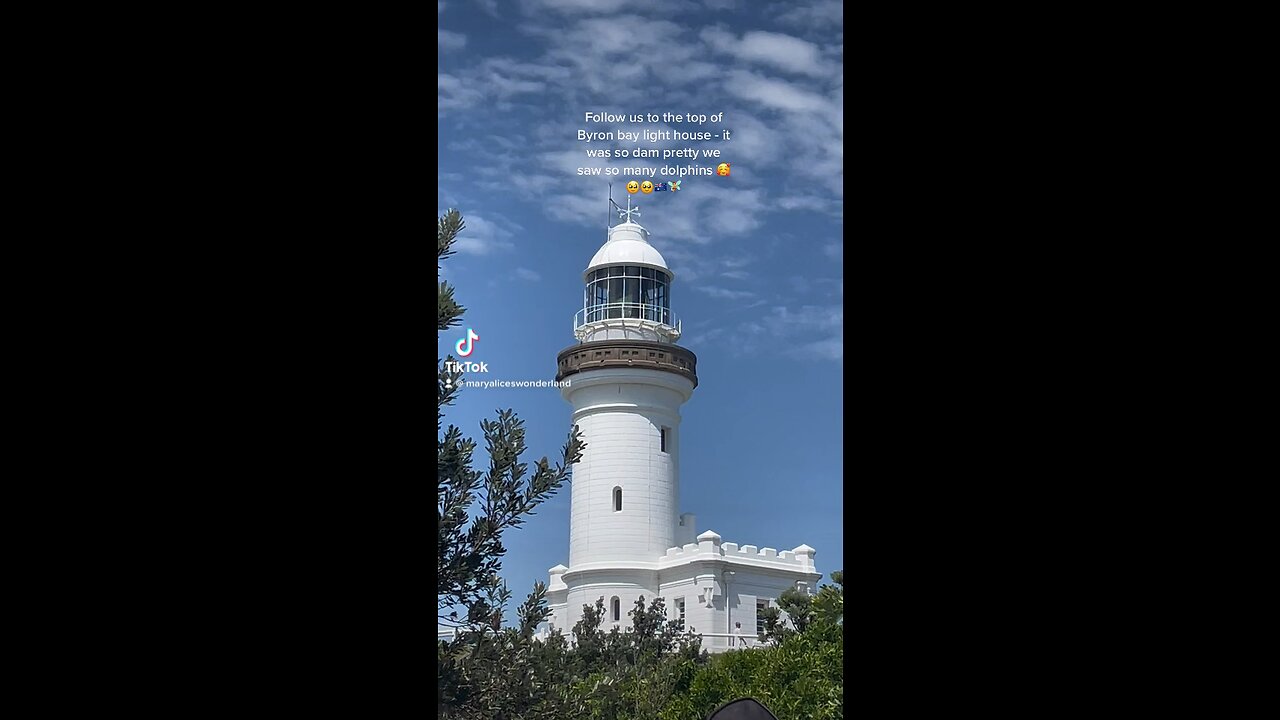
[608, 279, 623, 318]
[587, 281, 607, 322]
[641, 267, 654, 279]
[626, 276, 640, 316]
[609, 266, 623, 277]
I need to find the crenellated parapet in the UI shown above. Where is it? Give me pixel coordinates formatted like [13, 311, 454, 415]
[656, 529, 817, 573]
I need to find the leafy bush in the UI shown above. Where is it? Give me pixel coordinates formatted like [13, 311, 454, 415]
[660, 621, 843, 720]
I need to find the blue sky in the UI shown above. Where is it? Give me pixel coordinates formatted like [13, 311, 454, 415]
[439, 0, 843, 627]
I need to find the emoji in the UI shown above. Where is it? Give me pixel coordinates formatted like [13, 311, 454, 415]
[640, 180, 653, 194]
[669, 180, 681, 192]
[626, 181, 639, 193]
[654, 182, 667, 192]
[716, 163, 730, 176]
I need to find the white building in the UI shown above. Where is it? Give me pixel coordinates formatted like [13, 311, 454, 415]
[542, 201, 820, 652]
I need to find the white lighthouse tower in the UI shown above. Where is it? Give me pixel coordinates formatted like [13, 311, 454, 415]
[544, 198, 821, 652]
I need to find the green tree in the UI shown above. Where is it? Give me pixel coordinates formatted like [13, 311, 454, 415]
[759, 571, 844, 646]
[437, 209, 586, 718]
[659, 622, 843, 720]
[568, 595, 707, 720]
[664, 573, 845, 720]
[812, 570, 844, 627]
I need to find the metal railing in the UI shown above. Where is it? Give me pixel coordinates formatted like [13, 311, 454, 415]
[574, 302, 676, 328]
[683, 631, 764, 649]
[443, 627, 763, 649]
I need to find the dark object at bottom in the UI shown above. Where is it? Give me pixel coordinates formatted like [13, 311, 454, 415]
[706, 697, 781, 720]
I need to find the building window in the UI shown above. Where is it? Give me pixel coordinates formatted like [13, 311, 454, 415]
[660, 427, 668, 453]
[675, 598, 685, 631]
[611, 596, 621, 622]
[756, 600, 768, 636]
[613, 486, 622, 512]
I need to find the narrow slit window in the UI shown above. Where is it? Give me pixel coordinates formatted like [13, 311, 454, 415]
[613, 486, 622, 512]
[675, 598, 685, 631]
[660, 427, 669, 453]
[756, 600, 768, 636]
[611, 596, 621, 622]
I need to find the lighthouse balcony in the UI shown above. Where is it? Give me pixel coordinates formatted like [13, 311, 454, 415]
[577, 301, 677, 326]
[574, 302, 681, 343]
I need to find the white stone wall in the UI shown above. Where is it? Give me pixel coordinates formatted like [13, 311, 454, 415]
[562, 569, 660, 632]
[550, 532, 821, 652]
[564, 368, 693, 567]
[652, 534, 821, 653]
[723, 569, 788, 640]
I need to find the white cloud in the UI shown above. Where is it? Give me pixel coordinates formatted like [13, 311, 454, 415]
[716, 303, 843, 362]
[776, 195, 833, 212]
[472, 57, 562, 95]
[770, 0, 843, 30]
[514, 267, 542, 281]
[717, 112, 785, 168]
[799, 336, 842, 360]
[438, 73, 485, 113]
[823, 242, 842, 260]
[764, 304, 841, 333]
[439, 30, 468, 51]
[438, 6, 844, 286]
[476, 0, 501, 16]
[525, 16, 712, 102]
[476, 145, 769, 255]
[451, 213, 518, 255]
[520, 0, 630, 14]
[724, 69, 832, 114]
[694, 286, 755, 300]
[701, 29, 830, 77]
[663, 245, 758, 287]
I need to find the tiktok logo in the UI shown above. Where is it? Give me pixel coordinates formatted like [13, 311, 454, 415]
[455, 328, 480, 357]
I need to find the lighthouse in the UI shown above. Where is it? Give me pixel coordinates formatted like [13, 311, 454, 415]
[544, 198, 820, 652]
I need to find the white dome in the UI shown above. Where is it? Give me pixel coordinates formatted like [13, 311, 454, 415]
[585, 221, 672, 278]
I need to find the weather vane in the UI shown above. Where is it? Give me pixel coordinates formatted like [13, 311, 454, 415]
[618, 195, 641, 222]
